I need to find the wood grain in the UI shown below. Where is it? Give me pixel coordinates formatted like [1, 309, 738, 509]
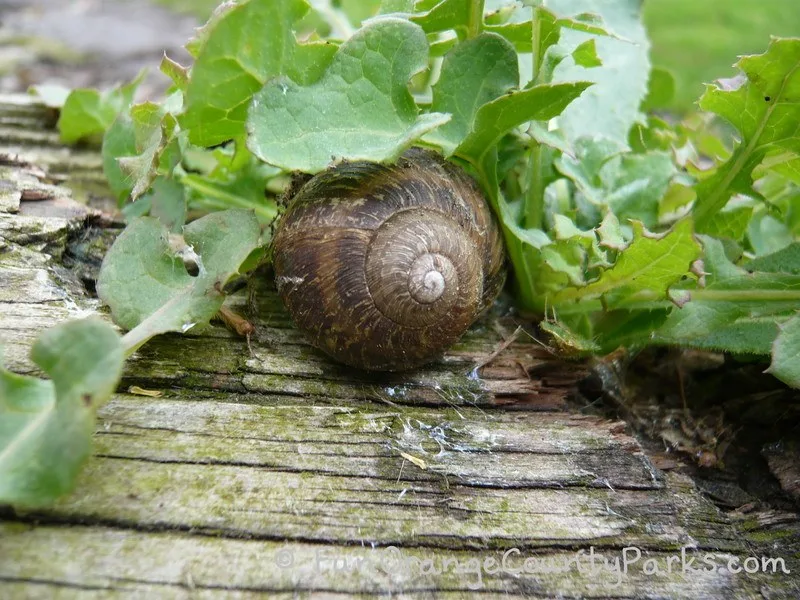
[0, 94, 797, 599]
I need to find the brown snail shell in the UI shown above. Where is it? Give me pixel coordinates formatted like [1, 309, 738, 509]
[271, 148, 505, 371]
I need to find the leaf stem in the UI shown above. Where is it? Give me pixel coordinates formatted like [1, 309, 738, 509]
[550, 287, 800, 315]
[467, 0, 485, 39]
[180, 174, 278, 222]
[530, 7, 545, 84]
[121, 324, 154, 358]
[522, 8, 550, 230]
[524, 142, 545, 229]
[472, 155, 539, 310]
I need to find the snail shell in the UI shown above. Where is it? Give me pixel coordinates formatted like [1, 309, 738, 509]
[272, 148, 505, 371]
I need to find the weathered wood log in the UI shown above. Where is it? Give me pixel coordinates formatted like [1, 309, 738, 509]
[1, 94, 798, 599]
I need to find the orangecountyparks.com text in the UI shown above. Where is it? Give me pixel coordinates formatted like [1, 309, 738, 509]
[274, 545, 790, 590]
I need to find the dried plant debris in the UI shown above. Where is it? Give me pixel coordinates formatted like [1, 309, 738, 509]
[582, 347, 800, 510]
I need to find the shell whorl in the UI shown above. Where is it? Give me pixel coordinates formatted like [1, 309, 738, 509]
[272, 148, 505, 371]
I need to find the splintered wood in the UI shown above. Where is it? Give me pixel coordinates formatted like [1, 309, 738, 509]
[1, 94, 797, 599]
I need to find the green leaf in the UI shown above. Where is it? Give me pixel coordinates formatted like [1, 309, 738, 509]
[694, 38, 800, 230]
[455, 81, 592, 162]
[747, 212, 794, 257]
[571, 39, 601, 68]
[591, 309, 670, 352]
[179, 157, 280, 223]
[545, 0, 650, 145]
[553, 219, 700, 305]
[247, 17, 450, 172]
[101, 113, 139, 204]
[555, 137, 677, 228]
[116, 96, 183, 200]
[424, 33, 518, 155]
[408, 0, 471, 35]
[96, 210, 261, 353]
[761, 151, 800, 185]
[160, 54, 189, 91]
[144, 177, 187, 232]
[0, 318, 123, 506]
[702, 202, 754, 242]
[486, 21, 534, 53]
[489, 7, 609, 59]
[746, 242, 800, 274]
[540, 319, 601, 354]
[642, 67, 675, 110]
[654, 237, 800, 356]
[769, 313, 800, 388]
[58, 74, 143, 145]
[180, 0, 337, 147]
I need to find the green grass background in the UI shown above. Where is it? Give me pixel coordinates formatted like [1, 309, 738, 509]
[155, 0, 800, 112]
[644, 0, 800, 111]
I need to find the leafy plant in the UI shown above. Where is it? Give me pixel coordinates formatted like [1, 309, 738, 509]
[3, 0, 799, 507]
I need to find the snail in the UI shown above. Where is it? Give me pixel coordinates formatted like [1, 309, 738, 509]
[271, 148, 505, 371]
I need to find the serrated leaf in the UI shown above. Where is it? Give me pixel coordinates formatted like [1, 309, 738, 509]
[185, 0, 240, 58]
[596, 211, 627, 251]
[769, 313, 800, 388]
[555, 136, 676, 228]
[604, 152, 677, 227]
[487, 6, 610, 74]
[101, 114, 138, 204]
[540, 319, 600, 354]
[545, 0, 650, 145]
[97, 210, 261, 352]
[181, 0, 337, 147]
[553, 219, 700, 305]
[572, 39, 601, 68]
[694, 38, 800, 230]
[702, 202, 754, 241]
[160, 54, 189, 91]
[424, 33, 518, 155]
[654, 237, 800, 357]
[115, 96, 183, 201]
[247, 17, 449, 172]
[746, 242, 800, 274]
[0, 318, 123, 506]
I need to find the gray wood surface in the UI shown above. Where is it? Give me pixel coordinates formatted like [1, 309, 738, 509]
[1, 94, 798, 599]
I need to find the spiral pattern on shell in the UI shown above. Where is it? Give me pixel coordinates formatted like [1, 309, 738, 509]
[272, 148, 505, 371]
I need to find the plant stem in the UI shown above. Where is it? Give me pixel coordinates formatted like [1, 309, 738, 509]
[181, 174, 278, 222]
[530, 6, 545, 85]
[473, 156, 539, 310]
[522, 7, 548, 230]
[121, 324, 154, 358]
[551, 288, 800, 315]
[524, 142, 545, 229]
[467, 0, 485, 39]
